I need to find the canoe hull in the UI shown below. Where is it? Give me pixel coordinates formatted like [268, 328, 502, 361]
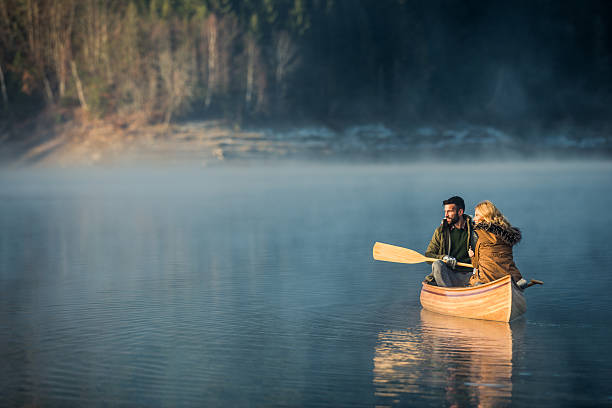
[420, 275, 526, 322]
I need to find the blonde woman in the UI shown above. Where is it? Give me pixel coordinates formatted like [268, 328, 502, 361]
[469, 200, 528, 288]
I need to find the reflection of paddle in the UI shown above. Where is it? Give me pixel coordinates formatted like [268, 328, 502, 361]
[373, 242, 473, 268]
[525, 279, 544, 288]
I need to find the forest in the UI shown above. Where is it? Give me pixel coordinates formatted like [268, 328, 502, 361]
[1, 0, 611, 129]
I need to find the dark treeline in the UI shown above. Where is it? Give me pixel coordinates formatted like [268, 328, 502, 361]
[1, 0, 611, 128]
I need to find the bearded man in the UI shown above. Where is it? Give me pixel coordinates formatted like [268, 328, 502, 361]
[423, 196, 475, 287]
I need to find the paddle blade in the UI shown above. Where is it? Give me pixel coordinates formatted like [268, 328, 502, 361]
[373, 242, 429, 264]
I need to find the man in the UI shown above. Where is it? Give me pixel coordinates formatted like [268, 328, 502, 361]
[424, 196, 475, 287]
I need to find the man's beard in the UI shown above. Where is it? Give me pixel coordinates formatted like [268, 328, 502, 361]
[447, 214, 459, 225]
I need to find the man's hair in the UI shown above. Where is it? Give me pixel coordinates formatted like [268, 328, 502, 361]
[443, 196, 465, 211]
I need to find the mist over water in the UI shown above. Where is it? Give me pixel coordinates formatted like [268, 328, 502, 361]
[1, 161, 611, 407]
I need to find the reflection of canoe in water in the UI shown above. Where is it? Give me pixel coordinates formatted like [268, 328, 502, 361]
[420, 275, 526, 322]
[373, 309, 522, 406]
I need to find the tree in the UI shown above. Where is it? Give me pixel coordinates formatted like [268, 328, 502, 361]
[273, 30, 298, 114]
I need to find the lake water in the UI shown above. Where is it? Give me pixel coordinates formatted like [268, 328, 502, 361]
[1, 162, 611, 407]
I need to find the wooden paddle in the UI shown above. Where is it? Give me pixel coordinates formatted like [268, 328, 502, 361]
[373, 242, 473, 268]
[373, 242, 545, 288]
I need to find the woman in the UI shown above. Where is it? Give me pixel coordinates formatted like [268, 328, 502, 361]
[469, 200, 527, 288]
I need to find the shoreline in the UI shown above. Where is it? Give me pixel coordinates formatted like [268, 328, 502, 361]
[1, 110, 611, 168]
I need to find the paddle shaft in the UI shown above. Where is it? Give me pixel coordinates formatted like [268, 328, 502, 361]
[423, 256, 472, 268]
[525, 279, 544, 288]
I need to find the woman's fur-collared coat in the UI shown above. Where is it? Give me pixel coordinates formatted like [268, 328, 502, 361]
[469, 222, 523, 286]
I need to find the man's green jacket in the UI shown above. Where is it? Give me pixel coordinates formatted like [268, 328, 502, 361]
[425, 214, 474, 271]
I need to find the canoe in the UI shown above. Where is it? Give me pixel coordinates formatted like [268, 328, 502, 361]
[420, 275, 526, 322]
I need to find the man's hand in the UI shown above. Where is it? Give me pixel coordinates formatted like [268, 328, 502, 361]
[468, 249, 475, 258]
[442, 255, 457, 269]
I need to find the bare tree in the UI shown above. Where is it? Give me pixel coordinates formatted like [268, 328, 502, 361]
[243, 33, 267, 116]
[70, 59, 88, 111]
[244, 33, 257, 110]
[25, 0, 54, 103]
[82, 0, 111, 82]
[0, 62, 8, 110]
[204, 14, 217, 109]
[216, 16, 238, 98]
[49, 0, 75, 99]
[274, 31, 299, 113]
[115, 2, 146, 114]
[0, 4, 13, 111]
[159, 47, 194, 123]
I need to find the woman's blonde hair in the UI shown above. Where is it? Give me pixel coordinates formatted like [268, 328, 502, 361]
[475, 200, 513, 229]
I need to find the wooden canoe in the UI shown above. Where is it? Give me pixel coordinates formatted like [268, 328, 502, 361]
[420, 275, 526, 322]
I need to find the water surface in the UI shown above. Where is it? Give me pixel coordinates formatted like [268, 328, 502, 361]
[1, 162, 611, 407]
